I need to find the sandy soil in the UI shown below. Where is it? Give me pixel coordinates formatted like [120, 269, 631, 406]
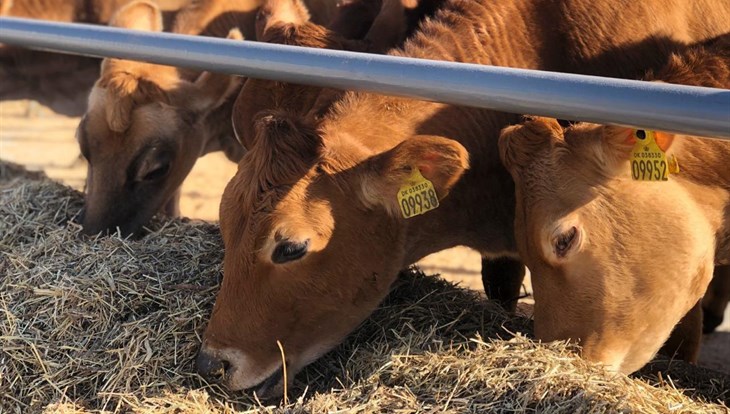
[1, 62, 727, 375]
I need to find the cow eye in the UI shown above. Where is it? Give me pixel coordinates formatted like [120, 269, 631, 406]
[141, 162, 171, 181]
[272, 240, 310, 264]
[554, 226, 578, 258]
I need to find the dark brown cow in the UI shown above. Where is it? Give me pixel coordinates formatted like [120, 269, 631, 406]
[499, 36, 730, 373]
[197, 0, 730, 397]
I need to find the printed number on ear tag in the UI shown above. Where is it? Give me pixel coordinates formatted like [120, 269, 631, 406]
[630, 130, 675, 181]
[397, 168, 439, 219]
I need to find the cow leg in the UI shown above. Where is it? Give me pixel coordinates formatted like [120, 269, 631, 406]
[162, 189, 181, 218]
[660, 300, 703, 363]
[702, 265, 730, 334]
[481, 256, 525, 313]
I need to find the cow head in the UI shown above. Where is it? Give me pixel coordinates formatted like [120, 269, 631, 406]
[195, 110, 468, 398]
[77, 0, 242, 237]
[498, 117, 717, 373]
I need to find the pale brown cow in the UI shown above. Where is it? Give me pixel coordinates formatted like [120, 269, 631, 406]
[498, 37, 730, 374]
[197, 0, 730, 397]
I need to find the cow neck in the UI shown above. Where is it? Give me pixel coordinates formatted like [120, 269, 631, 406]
[319, 0, 563, 264]
[674, 137, 730, 262]
[677, 137, 730, 191]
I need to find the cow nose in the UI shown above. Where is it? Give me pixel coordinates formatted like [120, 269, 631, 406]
[196, 350, 229, 382]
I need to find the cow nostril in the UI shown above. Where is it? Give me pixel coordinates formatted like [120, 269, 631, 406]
[195, 350, 229, 382]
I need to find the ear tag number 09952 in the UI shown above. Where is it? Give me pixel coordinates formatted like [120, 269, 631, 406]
[630, 130, 678, 181]
[397, 168, 439, 219]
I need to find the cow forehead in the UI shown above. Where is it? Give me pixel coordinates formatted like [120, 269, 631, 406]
[85, 87, 181, 150]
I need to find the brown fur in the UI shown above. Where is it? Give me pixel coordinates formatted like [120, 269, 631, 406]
[499, 38, 730, 374]
[198, 0, 730, 395]
[232, 0, 440, 156]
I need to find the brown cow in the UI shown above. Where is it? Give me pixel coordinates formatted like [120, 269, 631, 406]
[197, 0, 730, 397]
[498, 37, 730, 374]
[237, 0, 525, 315]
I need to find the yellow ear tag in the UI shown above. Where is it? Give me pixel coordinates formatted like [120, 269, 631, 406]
[397, 167, 439, 219]
[630, 130, 675, 181]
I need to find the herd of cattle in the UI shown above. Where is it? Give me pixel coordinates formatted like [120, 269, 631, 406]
[2, 0, 729, 400]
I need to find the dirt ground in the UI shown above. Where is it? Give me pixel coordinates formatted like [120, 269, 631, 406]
[0, 57, 727, 375]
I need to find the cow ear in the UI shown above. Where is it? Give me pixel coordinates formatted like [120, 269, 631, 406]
[499, 117, 563, 172]
[601, 126, 676, 169]
[359, 135, 469, 217]
[109, 0, 163, 32]
[363, 0, 409, 52]
[186, 29, 245, 113]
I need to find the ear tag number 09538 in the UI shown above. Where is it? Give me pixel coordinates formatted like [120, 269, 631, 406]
[397, 168, 439, 219]
[630, 130, 678, 181]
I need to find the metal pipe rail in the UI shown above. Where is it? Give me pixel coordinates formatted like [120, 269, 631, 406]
[1, 17, 729, 139]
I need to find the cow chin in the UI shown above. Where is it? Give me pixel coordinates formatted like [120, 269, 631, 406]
[583, 336, 672, 376]
[81, 206, 154, 238]
[212, 340, 336, 397]
[206, 347, 283, 392]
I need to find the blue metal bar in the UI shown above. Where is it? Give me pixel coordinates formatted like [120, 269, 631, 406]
[1, 17, 729, 139]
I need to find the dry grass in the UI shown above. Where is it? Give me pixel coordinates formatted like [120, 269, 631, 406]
[1, 160, 728, 414]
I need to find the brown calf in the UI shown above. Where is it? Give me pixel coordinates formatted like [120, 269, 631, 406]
[498, 37, 730, 374]
[76, 0, 252, 236]
[197, 0, 730, 397]
[237, 0, 523, 314]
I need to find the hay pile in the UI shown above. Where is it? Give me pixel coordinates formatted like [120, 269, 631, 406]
[1, 160, 728, 413]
